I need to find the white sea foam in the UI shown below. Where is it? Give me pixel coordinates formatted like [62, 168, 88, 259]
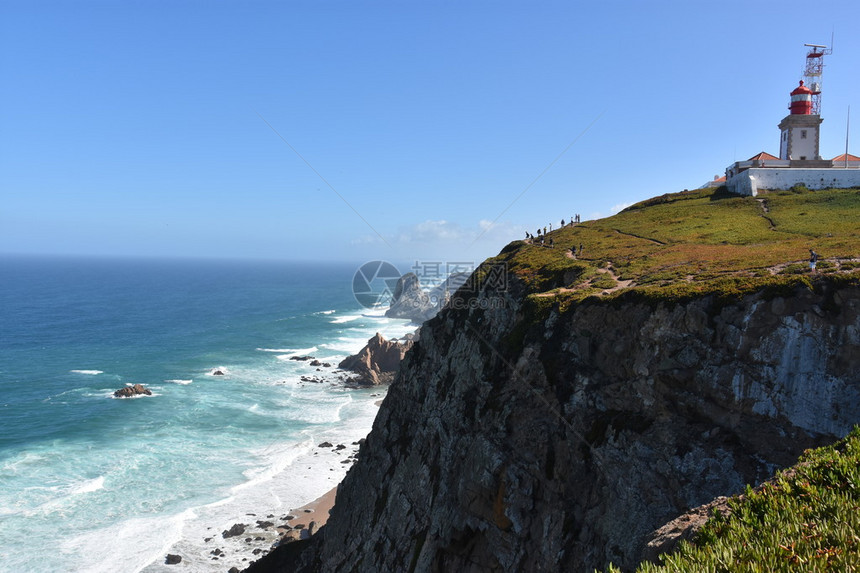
[361, 309, 387, 318]
[234, 439, 313, 493]
[70, 369, 103, 375]
[131, 387, 386, 573]
[164, 379, 192, 385]
[320, 339, 369, 353]
[257, 346, 318, 355]
[25, 476, 107, 516]
[70, 475, 105, 495]
[316, 309, 336, 315]
[330, 314, 361, 324]
[63, 508, 197, 573]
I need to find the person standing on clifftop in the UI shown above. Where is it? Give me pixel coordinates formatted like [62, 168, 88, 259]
[810, 249, 819, 273]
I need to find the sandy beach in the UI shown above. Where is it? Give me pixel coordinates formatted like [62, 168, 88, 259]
[277, 486, 337, 539]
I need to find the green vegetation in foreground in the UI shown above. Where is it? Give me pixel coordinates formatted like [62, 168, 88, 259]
[605, 427, 860, 572]
[488, 186, 860, 305]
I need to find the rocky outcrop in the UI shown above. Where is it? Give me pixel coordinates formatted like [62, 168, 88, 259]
[113, 384, 152, 398]
[385, 273, 433, 322]
[222, 523, 246, 539]
[385, 272, 472, 323]
[338, 333, 413, 385]
[640, 495, 732, 563]
[249, 277, 860, 572]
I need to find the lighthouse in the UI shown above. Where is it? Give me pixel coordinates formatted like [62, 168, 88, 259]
[723, 42, 860, 197]
[778, 80, 823, 161]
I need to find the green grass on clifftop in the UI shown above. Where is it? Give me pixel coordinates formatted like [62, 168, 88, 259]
[607, 427, 860, 572]
[488, 186, 860, 307]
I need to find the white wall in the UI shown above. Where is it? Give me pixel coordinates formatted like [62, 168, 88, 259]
[785, 126, 819, 160]
[727, 168, 860, 197]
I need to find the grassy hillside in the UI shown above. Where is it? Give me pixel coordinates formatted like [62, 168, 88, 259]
[486, 186, 860, 307]
[607, 427, 860, 572]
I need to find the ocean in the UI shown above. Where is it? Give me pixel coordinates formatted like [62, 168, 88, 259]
[0, 256, 416, 572]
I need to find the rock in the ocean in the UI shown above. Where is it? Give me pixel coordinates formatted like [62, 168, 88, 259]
[384, 273, 433, 322]
[385, 271, 472, 323]
[337, 333, 412, 385]
[222, 523, 246, 538]
[165, 554, 181, 565]
[113, 384, 152, 398]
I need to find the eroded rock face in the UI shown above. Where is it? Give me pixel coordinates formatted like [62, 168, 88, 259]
[338, 333, 413, 385]
[250, 279, 860, 573]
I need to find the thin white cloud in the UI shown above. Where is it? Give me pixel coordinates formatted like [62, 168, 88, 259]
[351, 218, 528, 262]
[610, 202, 632, 214]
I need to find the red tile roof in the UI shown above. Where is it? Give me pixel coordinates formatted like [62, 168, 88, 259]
[748, 152, 780, 161]
[832, 153, 860, 162]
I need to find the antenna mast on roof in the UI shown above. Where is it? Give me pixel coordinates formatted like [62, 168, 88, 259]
[802, 42, 832, 115]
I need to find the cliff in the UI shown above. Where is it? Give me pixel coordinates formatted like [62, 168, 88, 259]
[247, 187, 860, 572]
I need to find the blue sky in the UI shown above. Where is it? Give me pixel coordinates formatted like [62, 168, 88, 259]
[2, 0, 858, 265]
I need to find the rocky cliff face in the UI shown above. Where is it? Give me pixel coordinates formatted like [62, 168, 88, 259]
[249, 276, 860, 572]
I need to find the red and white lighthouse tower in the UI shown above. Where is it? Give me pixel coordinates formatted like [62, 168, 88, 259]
[779, 81, 823, 161]
[778, 44, 831, 162]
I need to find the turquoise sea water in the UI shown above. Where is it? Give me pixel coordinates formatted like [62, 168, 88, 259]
[0, 256, 414, 572]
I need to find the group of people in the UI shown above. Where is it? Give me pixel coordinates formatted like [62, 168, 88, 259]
[525, 231, 555, 248]
[523, 215, 583, 245]
[521, 214, 588, 253]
